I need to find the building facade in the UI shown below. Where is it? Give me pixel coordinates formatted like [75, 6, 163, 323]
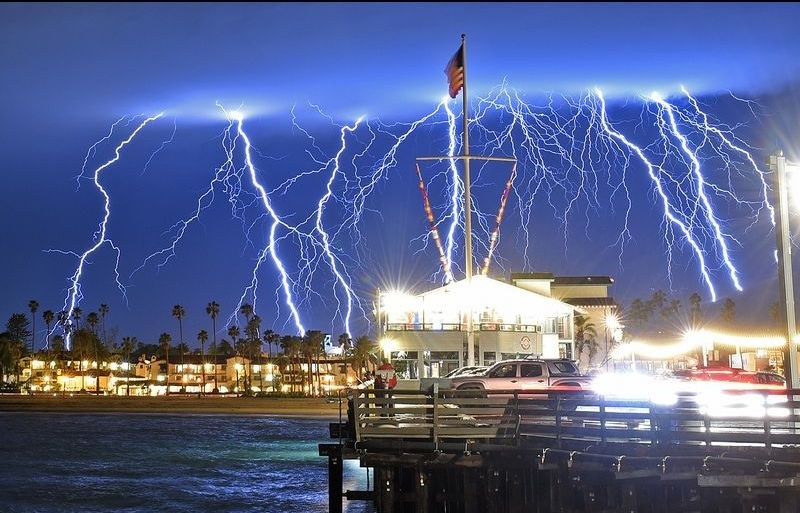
[377, 274, 601, 380]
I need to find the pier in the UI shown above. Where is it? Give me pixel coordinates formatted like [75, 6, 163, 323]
[320, 386, 800, 512]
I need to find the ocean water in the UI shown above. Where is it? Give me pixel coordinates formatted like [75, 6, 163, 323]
[0, 413, 372, 513]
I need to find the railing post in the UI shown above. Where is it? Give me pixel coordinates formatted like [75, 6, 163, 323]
[649, 401, 658, 447]
[353, 389, 362, 443]
[600, 393, 607, 445]
[555, 392, 562, 448]
[764, 392, 772, 453]
[432, 383, 439, 447]
[328, 443, 343, 513]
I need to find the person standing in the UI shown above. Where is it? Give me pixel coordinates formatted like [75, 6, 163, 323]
[375, 360, 397, 416]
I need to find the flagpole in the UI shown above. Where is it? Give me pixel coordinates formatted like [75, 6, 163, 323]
[461, 33, 475, 367]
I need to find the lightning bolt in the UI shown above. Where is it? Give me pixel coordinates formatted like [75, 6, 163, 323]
[57, 113, 164, 347]
[594, 88, 717, 300]
[231, 110, 306, 336]
[313, 117, 363, 337]
[650, 91, 743, 292]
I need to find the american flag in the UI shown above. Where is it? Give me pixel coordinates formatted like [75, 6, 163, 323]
[444, 43, 464, 99]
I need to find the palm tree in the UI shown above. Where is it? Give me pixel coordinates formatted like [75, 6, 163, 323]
[72, 328, 95, 392]
[227, 326, 241, 392]
[206, 301, 220, 392]
[121, 336, 136, 397]
[51, 335, 65, 356]
[172, 305, 186, 391]
[98, 304, 109, 347]
[217, 339, 232, 355]
[574, 315, 598, 367]
[689, 292, 703, 327]
[263, 329, 279, 359]
[240, 303, 253, 326]
[197, 330, 208, 394]
[245, 315, 262, 391]
[158, 332, 172, 396]
[42, 310, 54, 350]
[305, 330, 326, 396]
[72, 307, 83, 331]
[338, 333, 351, 351]
[51, 335, 65, 384]
[350, 336, 377, 380]
[28, 300, 39, 354]
[86, 312, 102, 394]
[721, 298, 736, 324]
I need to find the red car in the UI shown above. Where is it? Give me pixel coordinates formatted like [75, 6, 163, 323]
[674, 366, 786, 389]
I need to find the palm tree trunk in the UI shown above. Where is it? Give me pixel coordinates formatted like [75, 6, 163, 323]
[212, 317, 218, 393]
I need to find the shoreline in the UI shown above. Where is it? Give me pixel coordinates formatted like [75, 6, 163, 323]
[0, 395, 345, 417]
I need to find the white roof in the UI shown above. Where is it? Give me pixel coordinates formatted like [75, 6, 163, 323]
[418, 275, 575, 317]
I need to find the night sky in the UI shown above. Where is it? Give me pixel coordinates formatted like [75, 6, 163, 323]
[3, 3, 800, 347]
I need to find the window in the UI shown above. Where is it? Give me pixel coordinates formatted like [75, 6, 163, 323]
[391, 351, 419, 380]
[520, 364, 543, 377]
[423, 351, 460, 378]
[483, 352, 497, 367]
[490, 364, 517, 379]
[549, 361, 578, 374]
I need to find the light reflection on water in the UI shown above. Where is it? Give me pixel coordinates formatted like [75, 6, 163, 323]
[0, 413, 373, 513]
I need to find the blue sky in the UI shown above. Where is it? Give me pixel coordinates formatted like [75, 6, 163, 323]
[2, 3, 800, 346]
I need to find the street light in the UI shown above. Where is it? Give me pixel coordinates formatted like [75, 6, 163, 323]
[770, 153, 800, 388]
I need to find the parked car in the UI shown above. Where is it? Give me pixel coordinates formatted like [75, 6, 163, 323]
[673, 366, 786, 390]
[450, 358, 590, 392]
[420, 366, 488, 393]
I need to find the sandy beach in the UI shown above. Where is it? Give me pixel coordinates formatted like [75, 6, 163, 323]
[0, 395, 345, 417]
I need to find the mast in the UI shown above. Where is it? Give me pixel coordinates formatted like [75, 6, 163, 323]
[461, 33, 475, 367]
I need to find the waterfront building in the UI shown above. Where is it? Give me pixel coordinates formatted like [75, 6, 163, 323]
[376, 273, 614, 380]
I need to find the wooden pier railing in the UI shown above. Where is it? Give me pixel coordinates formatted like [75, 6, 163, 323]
[350, 387, 800, 452]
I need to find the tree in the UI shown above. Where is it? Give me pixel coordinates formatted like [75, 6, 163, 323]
[121, 336, 137, 397]
[98, 304, 110, 347]
[648, 290, 667, 316]
[627, 298, 652, 329]
[6, 314, 31, 350]
[338, 333, 351, 351]
[240, 303, 253, 326]
[85, 312, 103, 395]
[304, 330, 326, 396]
[51, 335, 65, 356]
[721, 298, 736, 324]
[42, 310, 54, 350]
[218, 339, 234, 357]
[263, 329, 279, 359]
[245, 315, 262, 393]
[661, 299, 681, 321]
[689, 293, 703, 327]
[206, 301, 220, 393]
[197, 330, 208, 394]
[158, 332, 172, 396]
[28, 300, 39, 354]
[172, 305, 186, 391]
[72, 328, 96, 392]
[574, 314, 598, 368]
[350, 336, 377, 380]
[72, 308, 83, 331]
[770, 300, 780, 325]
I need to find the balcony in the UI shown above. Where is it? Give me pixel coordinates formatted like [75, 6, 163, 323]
[386, 323, 545, 333]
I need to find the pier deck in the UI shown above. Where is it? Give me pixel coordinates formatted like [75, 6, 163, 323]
[321, 387, 800, 512]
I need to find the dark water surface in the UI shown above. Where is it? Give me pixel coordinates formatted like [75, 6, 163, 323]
[0, 413, 372, 513]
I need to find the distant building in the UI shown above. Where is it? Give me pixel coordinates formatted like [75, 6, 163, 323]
[512, 273, 619, 368]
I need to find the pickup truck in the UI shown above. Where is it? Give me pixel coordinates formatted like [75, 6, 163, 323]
[450, 358, 590, 392]
[419, 366, 487, 393]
